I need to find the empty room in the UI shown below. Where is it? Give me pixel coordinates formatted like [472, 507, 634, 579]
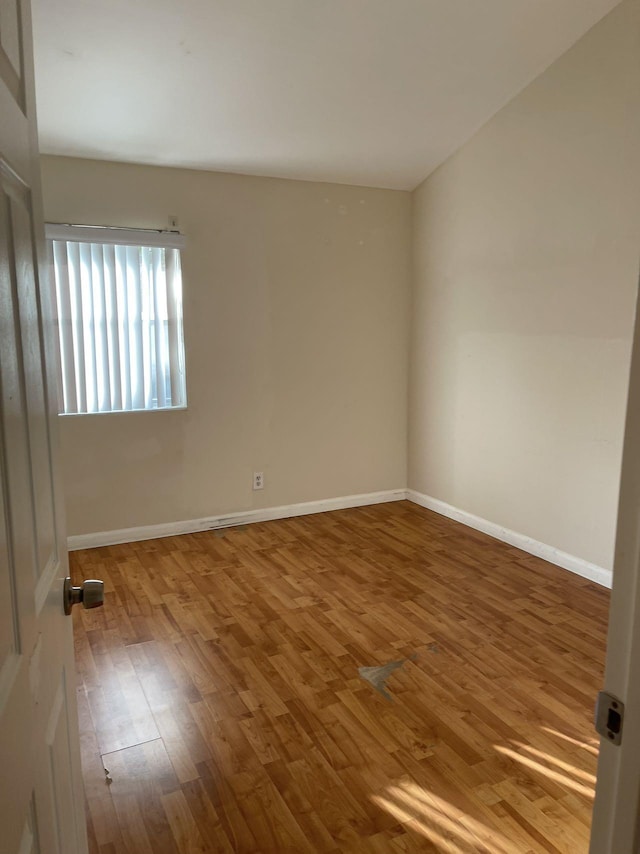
[2, 0, 640, 852]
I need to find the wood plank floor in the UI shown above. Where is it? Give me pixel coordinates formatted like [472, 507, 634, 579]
[70, 500, 609, 854]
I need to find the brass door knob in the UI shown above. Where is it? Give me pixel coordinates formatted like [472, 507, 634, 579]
[63, 577, 104, 615]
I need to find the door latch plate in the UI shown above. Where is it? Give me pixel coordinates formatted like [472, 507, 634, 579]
[595, 691, 624, 745]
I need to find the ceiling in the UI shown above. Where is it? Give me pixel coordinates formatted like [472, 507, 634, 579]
[32, 0, 621, 191]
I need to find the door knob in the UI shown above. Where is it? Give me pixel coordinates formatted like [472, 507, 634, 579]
[63, 577, 104, 615]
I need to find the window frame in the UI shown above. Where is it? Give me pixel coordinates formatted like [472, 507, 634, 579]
[45, 223, 188, 418]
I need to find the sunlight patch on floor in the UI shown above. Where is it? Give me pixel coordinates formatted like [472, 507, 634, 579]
[494, 745, 595, 799]
[510, 741, 596, 784]
[372, 778, 513, 854]
[541, 726, 599, 756]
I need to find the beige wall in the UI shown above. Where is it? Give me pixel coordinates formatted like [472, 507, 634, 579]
[409, 0, 640, 570]
[41, 157, 410, 535]
[41, 1, 640, 568]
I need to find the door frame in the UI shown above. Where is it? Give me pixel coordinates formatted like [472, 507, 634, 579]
[590, 271, 640, 852]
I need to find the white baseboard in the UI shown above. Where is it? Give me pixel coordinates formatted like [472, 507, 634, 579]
[67, 486, 613, 590]
[406, 489, 612, 588]
[67, 488, 407, 551]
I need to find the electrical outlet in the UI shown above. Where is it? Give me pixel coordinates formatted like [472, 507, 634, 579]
[253, 471, 264, 490]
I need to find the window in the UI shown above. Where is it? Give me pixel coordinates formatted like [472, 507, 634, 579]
[46, 225, 187, 415]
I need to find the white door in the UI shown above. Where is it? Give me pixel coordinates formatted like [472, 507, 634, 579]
[0, 1, 90, 852]
[590, 276, 640, 852]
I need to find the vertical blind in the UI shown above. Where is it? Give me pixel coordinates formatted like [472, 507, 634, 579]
[46, 225, 187, 415]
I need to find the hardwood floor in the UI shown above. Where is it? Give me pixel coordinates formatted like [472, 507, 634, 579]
[70, 500, 609, 853]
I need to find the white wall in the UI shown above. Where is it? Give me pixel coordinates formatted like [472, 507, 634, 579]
[409, 0, 640, 570]
[40, 158, 411, 536]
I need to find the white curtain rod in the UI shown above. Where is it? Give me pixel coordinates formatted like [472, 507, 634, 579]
[44, 223, 186, 250]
